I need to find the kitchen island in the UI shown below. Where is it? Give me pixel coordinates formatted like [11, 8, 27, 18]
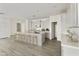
[11, 32, 45, 46]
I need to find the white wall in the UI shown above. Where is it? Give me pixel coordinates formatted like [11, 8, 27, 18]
[0, 16, 10, 38]
[10, 17, 17, 35]
[61, 4, 77, 34]
[77, 4, 79, 41]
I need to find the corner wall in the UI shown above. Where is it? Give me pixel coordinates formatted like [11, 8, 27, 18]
[0, 16, 10, 38]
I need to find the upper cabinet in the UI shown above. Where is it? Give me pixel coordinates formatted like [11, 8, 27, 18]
[28, 18, 50, 32]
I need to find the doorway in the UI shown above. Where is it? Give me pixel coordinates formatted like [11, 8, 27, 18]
[51, 22, 57, 40]
[17, 23, 21, 32]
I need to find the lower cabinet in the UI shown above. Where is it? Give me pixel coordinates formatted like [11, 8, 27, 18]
[11, 33, 45, 46]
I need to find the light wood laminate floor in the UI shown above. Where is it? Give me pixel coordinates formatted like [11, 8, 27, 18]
[0, 38, 61, 56]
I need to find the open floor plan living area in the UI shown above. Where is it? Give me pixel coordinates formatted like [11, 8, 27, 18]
[0, 3, 79, 56]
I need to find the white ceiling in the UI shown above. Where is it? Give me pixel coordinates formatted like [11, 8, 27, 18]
[0, 3, 70, 19]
